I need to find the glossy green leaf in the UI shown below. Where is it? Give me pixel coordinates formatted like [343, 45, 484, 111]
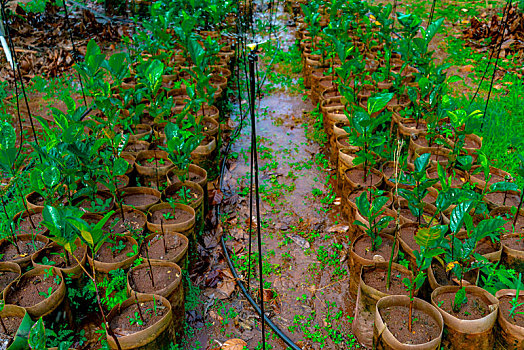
[450, 200, 475, 233]
[28, 318, 46, 350]
[367, 92, 394, 115]
[7, 312, 34, 350]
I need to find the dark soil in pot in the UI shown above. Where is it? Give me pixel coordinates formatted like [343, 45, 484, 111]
[96, 176, 129, 191]
[109, 300, 167, 333]
[346, 168, 381, 187]
[15, 212, 46, 235]
[5, 274, 60, 307]
[165, 185, 203, 205]
[128, 265, 178, 292]
[75, 193, 113, 213]
[499, 295, 524, 326]
[475, 237, 498, 256]
[33, 245, 84, 269]
[104, 210, 146, 234]
[362, 266, 410, 295]
[433, 291, 490, 320]
[0, 316, 23, 345]
[399, 225, 419, 251]
[141, 234, 185, 261]
[485, 191, 521, 208]
[0, 271, 19, 291]
[94, 236, 136, 264]
[501, 235, 524, 250]
[431, 262, 452, 286]
[150, 207, 193, 225]
[380, 305, 440, 344]
[137, 158, 173, 168]
[353, 235, 394, 261]
[169, 170, 205, 184]
[0, 239, 46, 262]
[122, 194, 159, 207]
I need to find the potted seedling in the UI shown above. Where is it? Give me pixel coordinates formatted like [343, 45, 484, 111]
[349, 189, 395, 297]
[495, 273, 524, 349]
[398, 153, 438, 225]
[42, 205, 123, 350]
[344, 92, 394, 186]
[431, 215, 505, 348]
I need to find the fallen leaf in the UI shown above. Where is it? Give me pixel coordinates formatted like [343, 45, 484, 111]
[287, 233, 310, 249]
[326, 224, 350, 233]
[222, 339, 247, 350]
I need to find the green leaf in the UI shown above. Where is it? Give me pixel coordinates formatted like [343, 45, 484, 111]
[367, 92, 394, 115]
[113, 158, 129, 176]
[0, 121, 16, 150]
[7, 312, 35, 350]
[490, 182, 519, 193]
[42, 166, 60, 188]
[414, 153, 431, 173]
[450, 200, 475, 233]
[415, 225, 446, 248]
[28, 318, 46, 350]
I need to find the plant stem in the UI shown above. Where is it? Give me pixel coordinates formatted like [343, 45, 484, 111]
[0, 196, 20, 255]
[144, 243, 155, 287]
[513, 189, 524, 229]
[160, 220, 167, 254]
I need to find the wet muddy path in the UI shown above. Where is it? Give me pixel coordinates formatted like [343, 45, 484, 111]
[184, 4, 359, 350]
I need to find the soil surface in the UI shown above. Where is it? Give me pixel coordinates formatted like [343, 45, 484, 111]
[362, 267, 410, 295]
[381, 306, 440, 344]
[110, 300, 167, 336]
[0, 316, 24, 344]
[142, 234, 185, 261]
[354, 235, 395, 261]
[129, 265, 180, 293]
[105, 211, 146, 234]
[94, 236, 135, 263]
[122, 194, 159, 207]
[150, 207, 193, 225]
[34, 245, 85, 269]
[169, 170, 205, 185]
[499, 295, 524, 327]
[0, 239, 46, 262]
[435, 291, 491, 320]
[5, 273, 60, 307]
[0, 271, 20, 291]
[346, 168, 382, 187]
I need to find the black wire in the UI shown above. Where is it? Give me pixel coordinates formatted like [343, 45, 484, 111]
[0, 1, 43, 164]
[428, 0, 438, 26]
[62, 0, 88, 107]
[481, 0, 512, 130]
[469, 0, 511, 106]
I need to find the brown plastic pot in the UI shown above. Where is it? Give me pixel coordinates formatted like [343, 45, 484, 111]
[31, 239, 87, 280]
[166, 164, 208, 215]
[128, 124, 152, 142]
[141, 232, 189, 270]
[13, 206, 48, 236]
[431, 285, 499, 350]
[88, 235, 139, 274]
[374, 296, 444, 350]
[495, 289, 524, 349]
[0, 261, 21, 293]
[135, 150, 174, 180]
[0, 304, 27, 346]
[191, 136, 217, 174]
[106, 294, 174, 349]
[353, 262, 412, 348]
[147, 203, 196, 244]
[4, 266, 66, 319]
[348, 233, 398, 299]
[127, 261, 184, 335]
[0, 234, 49, 268]
[121, 187, 161, 212]
[121, 152, 136, 176]
[163, 181, 204, 233]
[342, 165, 384, 198]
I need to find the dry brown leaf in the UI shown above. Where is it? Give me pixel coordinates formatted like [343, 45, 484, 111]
[222, 339, 247, 350]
